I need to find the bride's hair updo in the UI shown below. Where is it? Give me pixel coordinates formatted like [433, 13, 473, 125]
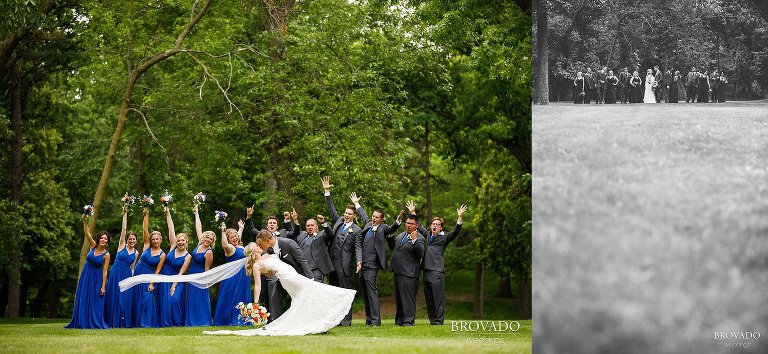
[244, 242, 262, 276]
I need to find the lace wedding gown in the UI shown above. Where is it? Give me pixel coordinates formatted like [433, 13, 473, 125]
[119, 254, 355, 336]
[643, 75, 656, 103]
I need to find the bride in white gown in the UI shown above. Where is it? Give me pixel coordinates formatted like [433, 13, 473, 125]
[120, 242, 355, 336]
[643, 68, 657, 103]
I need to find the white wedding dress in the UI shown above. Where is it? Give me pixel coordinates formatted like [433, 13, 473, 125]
[119, 254, 355, 336]
[643, 74, 656, 103]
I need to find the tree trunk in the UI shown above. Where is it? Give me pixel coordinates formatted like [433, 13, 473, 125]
[496, 276, 512, 297]
[473, 260, 484, 319]
[30, 281, 49, 318]
[79, 0, 214, 276]
[532, 0, 549, 104]
[5, 63, 23, 318]
[48, 282, 62, 318]
[424, 122, 432, 221]
[517, 276, 532, 319]
[18, 281, 28, 317]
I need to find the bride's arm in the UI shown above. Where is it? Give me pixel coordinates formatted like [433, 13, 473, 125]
[252, 263, 261, 304]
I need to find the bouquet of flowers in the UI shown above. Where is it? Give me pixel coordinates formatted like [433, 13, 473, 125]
[140, 195, 154, 208]
[160, 190, 173, 207]
[121, 193, 136, 210]
[82, 204, 94, 221]
[235, 302, 269, 327]
[193, 192, 206, 208]
[214, 210, 228, 225]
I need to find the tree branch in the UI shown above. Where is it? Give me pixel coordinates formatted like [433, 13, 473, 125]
[129, 107, 170, 169]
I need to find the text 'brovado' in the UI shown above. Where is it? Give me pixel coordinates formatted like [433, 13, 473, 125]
[450, 321, 521, 332]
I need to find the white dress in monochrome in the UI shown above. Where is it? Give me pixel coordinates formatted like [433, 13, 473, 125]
[643, 74, 656, 103]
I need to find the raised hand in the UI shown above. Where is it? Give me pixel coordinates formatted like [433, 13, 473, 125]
[316, 214, 326, 224]
[291, 208, 298, 223]
[321, 176, 333, 191]
[247, 205, 254, 219]
[238, 219, 245, 229]
[405, 201, 416, 214]
[143, 207, 149, 216]
[349, 192, 362, 205]
[220, 222, 227, 232]
[397, 209, 405, 223]
[193, 205, 198, 214]
[457, 204, 468, 217]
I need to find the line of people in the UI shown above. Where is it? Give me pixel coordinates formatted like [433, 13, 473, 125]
[573, 65, 728, 104]
[66, 176, 467, 329]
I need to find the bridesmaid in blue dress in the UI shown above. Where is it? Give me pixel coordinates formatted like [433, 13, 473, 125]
[213, 220, 251, 326]
[161, 207, 192, 326]
[133, 208, 166, 328]
[103, 207, 138, 327]
[66, 217, 111, 329]
[185, 205, 215, 326]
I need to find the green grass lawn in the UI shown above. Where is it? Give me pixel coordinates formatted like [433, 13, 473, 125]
[533, 102, 768, 354]
[0, 318, 530, 353]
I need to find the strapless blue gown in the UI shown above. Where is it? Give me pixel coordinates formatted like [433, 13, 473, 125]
[103, 247, 136, 327]
[213, 246, 251, 326]
[185, 246, 212, 326]
[65, 248, 109, 329]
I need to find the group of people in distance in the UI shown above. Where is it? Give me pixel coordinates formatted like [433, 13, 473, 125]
[573, 65, 728, 104]
[66, 176, 468, 335]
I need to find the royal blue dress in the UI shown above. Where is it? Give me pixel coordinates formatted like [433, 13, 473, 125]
[133, 249, 164, 328]
[65, 248, 109, 329]
[103, 247, 136, 328]
[213, 246, 251, 326]
[160, 249, 188, 326]
[185, 246, 212, 326]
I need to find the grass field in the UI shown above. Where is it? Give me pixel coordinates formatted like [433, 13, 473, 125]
[533, 101, 768, 354]
[0, 318, 530, 353]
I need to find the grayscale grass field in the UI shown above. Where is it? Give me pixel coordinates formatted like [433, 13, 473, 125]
[533, 102, 768, 354]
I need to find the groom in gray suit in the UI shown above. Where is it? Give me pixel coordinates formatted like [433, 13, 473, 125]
[288, 216, 334, 283]
[350, 192, 404, 326]
[409, 202, 467, 325]
[387, 214, 426, 326]
[322, 176, 361, 326]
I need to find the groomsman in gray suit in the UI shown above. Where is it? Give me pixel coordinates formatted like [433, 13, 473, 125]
[287, 215, 334, 283]
[322, 176, 361, 326]
[349, 192, 404, 326]
[387, 213, 426, 326]
[409, 202, 467, 325]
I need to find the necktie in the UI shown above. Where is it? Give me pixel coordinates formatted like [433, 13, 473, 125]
[365, 229, 373, 240]
[301, 235, 314, 248]
[399, 235, 409, 247]
[339, 224, 347, 235]
[429, 234, 435, 243]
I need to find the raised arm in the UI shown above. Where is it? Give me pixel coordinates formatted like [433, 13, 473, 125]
[118, 207, 128, 251]
[194, 205, 203, 243]
[287, 208, 300, 239]
[142, 208, 150, 251]
[238, 219, 245, 238]
[446, 204, 468, 244]
[351, 192, 370, 225]
[406, 201, 428, 236]
[166, 206, 176, 250]
[220, 222, 235, 257]
[243, 205, 260, 238]
[322, 176, 340, 222]
[382, 210, 404, 235]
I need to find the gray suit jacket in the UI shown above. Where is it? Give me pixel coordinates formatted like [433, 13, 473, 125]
[355, 206, 401, 270]
[325, 193, 361, 277]
[418, 223, 462, 272]
[275, 237, 313, 279]
[387, 232, 426, 277]
[291, 230, 334, 275]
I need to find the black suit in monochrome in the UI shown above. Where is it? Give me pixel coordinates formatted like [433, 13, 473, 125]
[355, 206, 402, 326]
[387, 232, 426, 326]
[418, 222, 463, 325]
[263, 237, 313, 321]
[289, 227, 334, 283]
[325, 192, 361, 326]
[243, 218, 300, 311]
